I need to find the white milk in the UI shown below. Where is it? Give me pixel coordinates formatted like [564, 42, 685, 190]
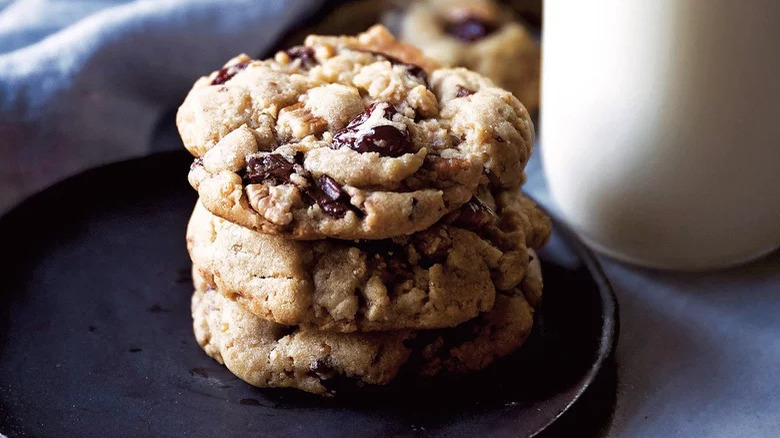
[541, 0, 780, 269]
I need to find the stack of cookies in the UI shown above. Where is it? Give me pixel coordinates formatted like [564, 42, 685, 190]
[177, 25, 550, 396]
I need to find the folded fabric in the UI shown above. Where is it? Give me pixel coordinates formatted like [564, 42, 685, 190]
[0, 0, 323, 213]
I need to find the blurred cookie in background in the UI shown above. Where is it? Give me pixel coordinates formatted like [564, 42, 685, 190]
[387, 0, 540, 114]
[504, 0, 542, 31]
[276, 0, 540, 114]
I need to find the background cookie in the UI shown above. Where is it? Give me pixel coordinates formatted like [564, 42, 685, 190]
[192, 268, 538, 396]
[392, 0, 541, 114]
[178, 25, 534, 240]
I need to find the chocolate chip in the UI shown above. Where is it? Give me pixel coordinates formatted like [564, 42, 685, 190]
[399, 62, 428, 86]
[307, 175, 358, 219]
[293, 151, 305, 166]
[332, 103, 413, 157]
[245, 154, 294, 185]
[452, 197, 497, 229]
[364, 125, 412, 155]
[359, 50, 428, 86]
[286, 46, 317, 68]
[456, 85, 475, 97]
[211, 61, 250, 85]
[446, 17, 498, 42]
[350, 101, 394, 126]
[317, 174, 342, 201]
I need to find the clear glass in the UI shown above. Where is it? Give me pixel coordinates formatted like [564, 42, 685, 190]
[541, 0, 780, 269]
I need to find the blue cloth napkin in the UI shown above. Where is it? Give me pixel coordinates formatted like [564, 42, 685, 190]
[0, 0, 323, 213]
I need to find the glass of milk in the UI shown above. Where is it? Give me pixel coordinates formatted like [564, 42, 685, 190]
[541, 0, 780, 269]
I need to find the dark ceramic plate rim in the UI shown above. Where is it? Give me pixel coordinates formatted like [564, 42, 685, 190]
[534, 216, 620, 436]
[0, 152, 618, 437]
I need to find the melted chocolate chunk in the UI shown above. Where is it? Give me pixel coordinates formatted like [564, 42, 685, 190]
[396, 61, 429, 85]
[363, 125, 412, 155]
[348, 102, 394, 127]
[359, 50, 428, 85]
[446, 17, 498, 43]
[452, 197, 497, 229]
[211, 61, 250, 85]
[322, 175, 345, 201]
[456, 85, 475, 97]
[245, 154, 294, 185]
[332, 103, 413, 157]
[286, 46, 317, 68]
[307, 175, 358, 218]
[293, 151, 305, 166]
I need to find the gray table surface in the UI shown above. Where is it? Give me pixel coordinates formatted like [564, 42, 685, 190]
[525, 150, 780, 438]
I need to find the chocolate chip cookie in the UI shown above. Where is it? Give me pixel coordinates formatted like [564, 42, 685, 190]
[192, 268, 538, 396]
[178, 25, 534, 240]
[391, 0, 541, 114]
[187, 189, 549, 332]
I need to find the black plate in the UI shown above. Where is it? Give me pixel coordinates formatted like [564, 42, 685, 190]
[0, 152, 617, 438]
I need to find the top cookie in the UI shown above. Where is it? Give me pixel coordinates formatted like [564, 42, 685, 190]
[177, 25, 534, 240]
[393, 0, 541, 114]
